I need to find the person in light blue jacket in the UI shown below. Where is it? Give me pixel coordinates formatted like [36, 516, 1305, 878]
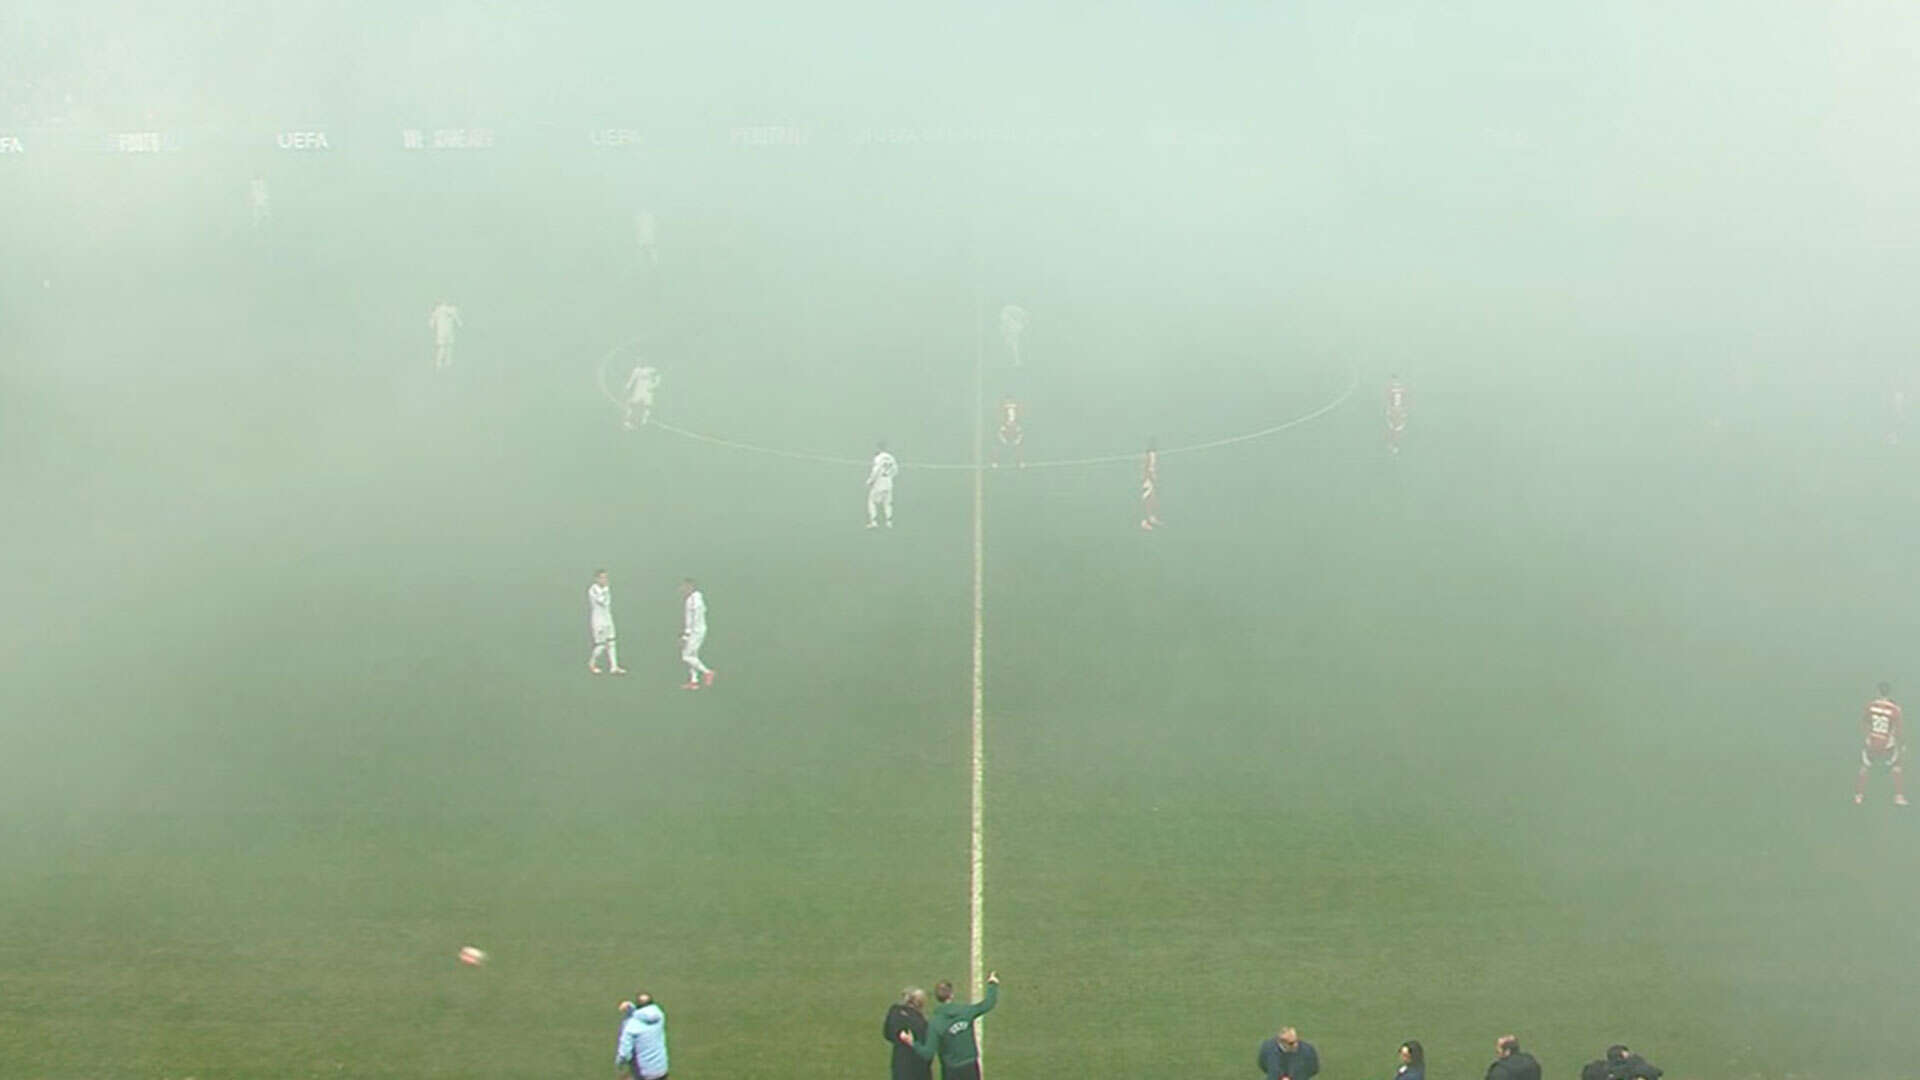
[616, 992, 669, 1080]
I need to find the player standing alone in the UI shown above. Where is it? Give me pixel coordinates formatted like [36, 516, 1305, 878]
[588, 570, 627, 676]
[428, 300, 463, 370]
[867, 441, 898, 529]
[1856, 681, 1907, 806]
[624, 364, 660, 429]
[994, 395, 1025, 469]
[1386, 374, 1408, 455]
[679, 578, 716, 690]
[1139, 439, 1162, 531]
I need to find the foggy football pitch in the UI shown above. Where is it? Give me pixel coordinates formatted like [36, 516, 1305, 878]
[6, 217, 1920, 1077]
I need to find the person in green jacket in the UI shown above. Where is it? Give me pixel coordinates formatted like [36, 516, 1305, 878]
[895, 971, 999, 1080]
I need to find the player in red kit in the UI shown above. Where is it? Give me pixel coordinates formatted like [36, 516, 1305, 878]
[1386, 375, 1408, 455]
[1855, 682, 1907, 806]
[994, 394, 1025, 469]
[1139, 440, 1161, 531]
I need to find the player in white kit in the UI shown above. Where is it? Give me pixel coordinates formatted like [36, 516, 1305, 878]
[867, 442, 898, 529]
[588, 570, 627, 675]
[679, 578, 715, 689]
[428, 300, 463, 369]
[623, 365, 660, 429]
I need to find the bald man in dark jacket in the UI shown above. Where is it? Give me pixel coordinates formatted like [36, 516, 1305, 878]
[1486, 1035, 1542, 1080]
[883, 989, 931, 1080]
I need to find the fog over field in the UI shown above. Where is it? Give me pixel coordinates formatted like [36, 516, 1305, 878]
[4, 4, 1918, 1078]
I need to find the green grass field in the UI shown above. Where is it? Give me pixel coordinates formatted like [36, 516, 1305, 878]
[4, 158, 1919, 1080]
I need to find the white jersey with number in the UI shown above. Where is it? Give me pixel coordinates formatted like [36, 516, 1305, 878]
[867, 451, 898, 492]
[683, 590, 707, 638]
[588, 582, 614, 629]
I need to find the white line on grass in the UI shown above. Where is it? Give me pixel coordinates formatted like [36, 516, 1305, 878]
[968, 281, 988, 1047]
[594, 337, 1360, 471]
[593, 326, 1360, 1068]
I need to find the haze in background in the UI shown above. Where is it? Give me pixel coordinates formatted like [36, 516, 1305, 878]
[3, 3, 1917, 1077]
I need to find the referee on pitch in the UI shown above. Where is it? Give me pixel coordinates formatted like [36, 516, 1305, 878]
[897, 971, 999, 1080]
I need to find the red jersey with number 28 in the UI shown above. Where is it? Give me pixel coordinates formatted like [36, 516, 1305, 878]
[1866, 697, 1902, 751]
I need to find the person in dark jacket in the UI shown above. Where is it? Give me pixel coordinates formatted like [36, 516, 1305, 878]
[1602, 1043, 1663, 1079]
[1485, 1034, 1541, 1080]
[883, 988, 931, 1080]
[1395, 1039, 1426, 1080]
[1256, 1026, 1320, 1080]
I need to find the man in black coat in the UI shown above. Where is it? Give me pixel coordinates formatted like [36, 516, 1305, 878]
[1589, 1043, 1663, 1080]
[1485, 1035, 1542, 1080]
[883, 987, 931, 1080]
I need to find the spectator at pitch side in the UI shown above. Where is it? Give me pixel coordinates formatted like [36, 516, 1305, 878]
[883, 987, 931, 1080]
[615, 992, 669, 1080]
[1485, 1034, 1541, 1080]
[1256, 1025, 1320, 1080]
[1582, 1043, 1664, 1080]
[1394, 1039, 1426, 1080]
[898, 971, 998, 1080]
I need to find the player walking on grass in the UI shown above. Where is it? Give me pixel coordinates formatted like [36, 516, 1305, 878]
[993, 395, 1024, 469]
[678, 578, 714, 689]
[1139, 439, 1162, 531]
[1856, 681, 1907, 805]
[898, 972, 997, 1080]
[1386, 374, 1408, 454]
[867, 442, 898, 529]
[588, 570, 626, 675]
[428, 299, 462, 369]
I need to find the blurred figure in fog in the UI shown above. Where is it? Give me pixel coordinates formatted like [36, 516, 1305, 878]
[624, 365, 660, 429]
[1857, 681, 1906, 806]
[428, 300, 462, 369]
[867, 441, 898, 529]
[588, 569, 625, 676]
[248, 177, 270, 229]
[993, 394, 1024, 469]
[1386, 374, 1408, 455]
[635, 210, 658, 267]
[1139, 439, 1161, 531]
[679, 578, 715, 690]
[998, 304, 1028, 366]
